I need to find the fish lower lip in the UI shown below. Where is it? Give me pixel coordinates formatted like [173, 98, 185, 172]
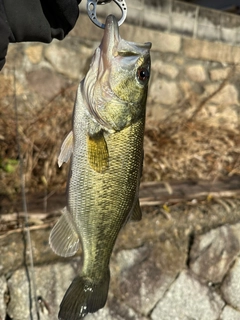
[101, 15, 120, 58]
[104, 15, 119, 35]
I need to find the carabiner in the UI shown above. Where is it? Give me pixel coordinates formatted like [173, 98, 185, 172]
[87, 0, 127, 29]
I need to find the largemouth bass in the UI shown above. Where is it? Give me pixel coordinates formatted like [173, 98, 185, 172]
[49, 14, 151, 320]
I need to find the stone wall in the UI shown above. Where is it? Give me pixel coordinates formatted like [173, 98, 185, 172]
[2, 12, 240, 130]
[2, 199, 240, 319]
[98, 0, 240, 45]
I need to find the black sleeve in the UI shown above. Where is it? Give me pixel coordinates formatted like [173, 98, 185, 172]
[0, 1, 11, 70]
[0, 0, 81, 70]
[3, 0, 81, 42]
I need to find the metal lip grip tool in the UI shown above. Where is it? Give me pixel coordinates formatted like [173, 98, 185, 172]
[87, 0, 127, 29]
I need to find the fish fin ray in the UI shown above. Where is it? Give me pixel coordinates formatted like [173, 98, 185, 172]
[140, 149, 144, 178]
[130, 199, 142, 221]
[58, 269, 110, 319]
[87, 131, 109, 173]
[58, 131, 74, 167]
[49, 207, 79, 257]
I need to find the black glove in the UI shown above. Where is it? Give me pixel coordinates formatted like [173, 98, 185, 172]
[0, 0, 81, 70]
[0, 1, 11, 70]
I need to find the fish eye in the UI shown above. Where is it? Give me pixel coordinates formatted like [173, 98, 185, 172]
[137, 67, 150, 84]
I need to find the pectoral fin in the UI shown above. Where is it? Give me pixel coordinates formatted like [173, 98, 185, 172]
[58, 131, 73, 167]
[87, 131, 109, 173]
[49, 207, 80, 257]
[130, 199, 142, 221]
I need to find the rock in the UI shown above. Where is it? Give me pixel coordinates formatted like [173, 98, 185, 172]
[116, 244, 182, 316]
[151, 60, 179, 79]
[210, 67, 232, 81]
[179, 80, 204, 100]
[0, 74, 13, 98]
[44, 42, 92, 80]
[87, 296, 148, 320]
[154, 32, 181, 54]
[183, 37, 240, 64]
[179, 80, 192, 97]
[0, 226, 70, 278]
[186, 65, 207, 82]
[204, 82, 221, 96]
[210, 84, 239, 105]
[6, 261, 79, 320]
[221, 257, 240, 310]
[124, 27, 181, 53]
[4, 43, 25, 69]
[199, 104, 239, 129]
[26, 68, 68, 100]
[149, 79, 181, 105]
[174, 56, 185, 65]
[151, 270, 224, 320]
[0, 74, 24, 98]
[114, 246, 148, 273]
[120, 260, 175, 316]
[220, 305, 240, 320]
[25, 45, 43, 64]
[189, 224, 240, 283]
[0, 276, 7, 320]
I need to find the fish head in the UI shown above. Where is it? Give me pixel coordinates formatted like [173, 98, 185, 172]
[84, 15, 151, 131]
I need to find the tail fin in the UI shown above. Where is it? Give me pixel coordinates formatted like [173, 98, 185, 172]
[58, 270, 110, 320]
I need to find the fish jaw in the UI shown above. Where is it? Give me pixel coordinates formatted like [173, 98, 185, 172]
[100, 15, 120, 69]
[83, 15, 152, 132]
[80, 15, 121, 131]
[100, 15, 151, 68]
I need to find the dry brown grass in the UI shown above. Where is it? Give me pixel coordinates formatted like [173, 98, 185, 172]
[0, 86, 77, 199]
[1, 88, 240, 203]
[144, 117, 240, 182]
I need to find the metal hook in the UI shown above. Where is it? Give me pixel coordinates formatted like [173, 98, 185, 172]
[87, 0, 127, 29]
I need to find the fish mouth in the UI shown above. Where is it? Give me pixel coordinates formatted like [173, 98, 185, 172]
[100, 15, 152, 66]
[100, 15, 120, 65]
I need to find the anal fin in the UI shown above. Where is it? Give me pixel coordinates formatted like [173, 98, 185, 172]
[49, 207, 80, 257]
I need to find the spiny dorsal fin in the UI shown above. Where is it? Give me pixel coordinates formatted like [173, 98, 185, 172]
[131, 199, 142, 221]
[49, 207, 80, 257]
[58, 131, 73, 167]
[87, 131, 109, 173]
